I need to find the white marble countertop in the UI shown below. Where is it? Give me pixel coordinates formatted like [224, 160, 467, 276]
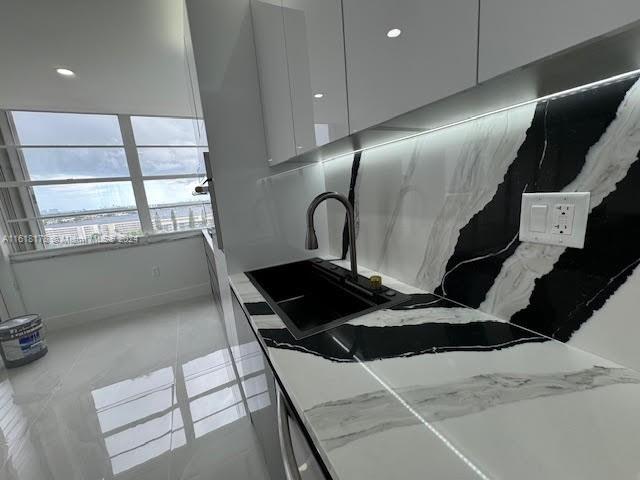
[230, 259, 640, 480]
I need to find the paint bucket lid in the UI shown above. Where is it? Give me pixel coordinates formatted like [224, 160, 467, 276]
[0, 314, 42, 339]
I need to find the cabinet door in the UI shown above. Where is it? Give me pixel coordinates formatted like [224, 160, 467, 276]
[229, 292, 288, 479]
[342, 0, 478, 133]
[287, 404, 328, 479]
[479, 0, 640, 82]
[230, 292, 328, 479]
[251, 0, 297, 165]
[282, 0, 350, 153]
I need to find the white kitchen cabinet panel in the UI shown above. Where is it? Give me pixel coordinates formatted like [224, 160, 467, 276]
[251, 0, 296, 165]
[282, 0, 349, 153]
[479, 0, 640, 82]
[282, 4, 317, 155]
[342, 0, 478, 133]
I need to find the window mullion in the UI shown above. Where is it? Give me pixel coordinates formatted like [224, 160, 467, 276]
[0, 177, 136, 188]
[0, 112, 43, 250]
[118, 115, 153, 235]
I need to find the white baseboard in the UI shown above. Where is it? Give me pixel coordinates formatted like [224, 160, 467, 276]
[44, 283, 211, 331]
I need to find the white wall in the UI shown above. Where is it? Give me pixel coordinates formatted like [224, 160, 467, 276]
[186, 0, 329, 274]
[11, 236, 210, 330]
[0, 0, 194, 116]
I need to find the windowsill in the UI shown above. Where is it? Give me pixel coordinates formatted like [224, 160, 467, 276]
[9, 229, 211, 263]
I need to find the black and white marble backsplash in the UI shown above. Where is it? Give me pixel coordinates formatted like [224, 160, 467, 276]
[323, 74, 640, 371]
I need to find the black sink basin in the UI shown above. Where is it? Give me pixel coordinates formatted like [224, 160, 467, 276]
[246, 258, 410, 339]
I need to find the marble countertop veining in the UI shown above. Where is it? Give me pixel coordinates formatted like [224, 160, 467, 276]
[230, 260, 640, 480]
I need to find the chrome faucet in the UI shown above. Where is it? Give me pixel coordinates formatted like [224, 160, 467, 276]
[305, 192, 358, 280]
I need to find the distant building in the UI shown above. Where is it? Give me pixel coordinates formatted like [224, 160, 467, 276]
[44, 213, 213, 248]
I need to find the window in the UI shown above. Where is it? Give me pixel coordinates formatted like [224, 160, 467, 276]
[131, 116, 206, 146]
[0, 111, 213, 252]
[131, 116, 212, 234]
[12, 111, 123, 146]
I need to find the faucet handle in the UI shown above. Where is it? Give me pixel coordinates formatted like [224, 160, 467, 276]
[305, 227, 319, 250]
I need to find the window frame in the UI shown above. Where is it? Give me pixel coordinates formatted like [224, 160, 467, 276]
[0, 109, 211, 256]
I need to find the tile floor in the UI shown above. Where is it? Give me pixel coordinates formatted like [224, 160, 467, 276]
[0, 295, 273, 480]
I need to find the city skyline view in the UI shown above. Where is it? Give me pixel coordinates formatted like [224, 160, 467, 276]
[33, 177, 209, 215]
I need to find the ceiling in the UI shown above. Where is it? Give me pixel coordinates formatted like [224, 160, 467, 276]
[0, 0, 196, 116]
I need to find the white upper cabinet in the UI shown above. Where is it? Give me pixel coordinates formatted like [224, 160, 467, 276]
[342, 0, 479, 133]
[282, 0, 349, 153]
[253, 0, 640, 164]
[251, 0, 297, 165]
[479, 0, 640, 82]
[252, 0, 348, 165]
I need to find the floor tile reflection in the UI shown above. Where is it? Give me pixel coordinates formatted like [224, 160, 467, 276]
[0, 296, 272, 480]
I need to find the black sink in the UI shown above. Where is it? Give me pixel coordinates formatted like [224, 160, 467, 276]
[246, 258, 410, 339]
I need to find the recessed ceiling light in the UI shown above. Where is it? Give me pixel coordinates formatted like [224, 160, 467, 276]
[386, 28, 402, 38]
[314, 93, 324, 99]
[55, 68, 75, 77]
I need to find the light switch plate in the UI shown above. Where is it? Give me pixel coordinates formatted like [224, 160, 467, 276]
[519, 192, 591, 248]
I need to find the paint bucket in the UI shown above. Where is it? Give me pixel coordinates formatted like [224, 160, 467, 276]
[0, 314, 47, 368]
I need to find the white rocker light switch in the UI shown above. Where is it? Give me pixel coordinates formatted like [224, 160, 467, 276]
[530, 205, 548, 232]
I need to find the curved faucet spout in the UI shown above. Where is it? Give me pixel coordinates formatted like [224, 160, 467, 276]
[305, 192, 358, 280]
